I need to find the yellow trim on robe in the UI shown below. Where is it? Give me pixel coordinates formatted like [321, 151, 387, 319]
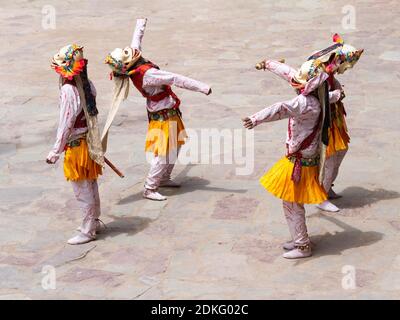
[145, 115, 187, 156]
[64, 139, 102, 181]
[260, 157, 327, 204]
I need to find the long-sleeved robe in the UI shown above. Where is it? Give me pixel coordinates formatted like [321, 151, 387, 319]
[249, 69, 341, 158]
[47, 80, 100, 238]
[128, 19, 211, 192]
[47, 82, 96, 162]
[250, 63, 341, 249]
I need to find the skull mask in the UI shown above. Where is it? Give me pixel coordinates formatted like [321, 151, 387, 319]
[51, 44, 86, 80]
[105, 47, 142, 75]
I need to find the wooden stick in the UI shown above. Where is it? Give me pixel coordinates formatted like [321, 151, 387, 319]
[104, 156, 125, 178]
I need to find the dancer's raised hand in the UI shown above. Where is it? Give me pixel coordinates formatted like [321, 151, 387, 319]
[242, 117, 255, 129]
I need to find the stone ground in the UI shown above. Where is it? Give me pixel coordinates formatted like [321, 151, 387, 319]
[0, 0, 400, 300]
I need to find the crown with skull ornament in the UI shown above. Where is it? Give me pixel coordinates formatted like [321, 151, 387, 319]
[51, 44, 86, 80]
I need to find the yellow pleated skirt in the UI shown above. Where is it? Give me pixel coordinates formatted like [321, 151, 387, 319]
[259, 157, 327, 204]
[145, 115, 187, 156]
[64, 139, 102, 181]
[326, 108, 350, 157]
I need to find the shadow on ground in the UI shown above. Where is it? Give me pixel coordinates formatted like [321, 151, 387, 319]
[334, 186, 400, 209]
[97, 215, 152, 240]
[117, 193, 144, 205]
[117, 164, 247, 205]
[305, 214, 384, 260]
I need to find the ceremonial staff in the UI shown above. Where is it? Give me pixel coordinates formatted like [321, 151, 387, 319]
[104, 156, 125, 178]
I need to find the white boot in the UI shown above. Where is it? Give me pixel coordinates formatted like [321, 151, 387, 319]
[283, 241, 315, 251]
[67, 233, 95, 245]
[316, 200, 340, 212]
[159, 180, 181, 188]
[77, 219, 104, 234]
[143, 189, 167, 201]
[283, 241, 295, 251]
[283, 245, 312, 259]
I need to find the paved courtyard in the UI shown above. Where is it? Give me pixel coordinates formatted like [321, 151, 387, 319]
[0, 0, 400, 299]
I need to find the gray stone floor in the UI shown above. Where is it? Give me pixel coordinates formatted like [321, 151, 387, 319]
[0, 0, 399, 299]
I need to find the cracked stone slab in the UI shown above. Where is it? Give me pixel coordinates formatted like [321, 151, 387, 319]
[33, 244, 96, 272]
[212, 194, 260, 219]
[58, 267, 124, 287]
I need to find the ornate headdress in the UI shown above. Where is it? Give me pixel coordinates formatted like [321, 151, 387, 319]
[101, 46, 141, 152]
[308, 34, 363, 74]
[51, 44, 86, 80]
[104, 47, 142, 76]
[291, 59, 325, 90]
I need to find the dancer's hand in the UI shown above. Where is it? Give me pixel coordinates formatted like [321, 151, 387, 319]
[242, 117, 255, 129]
[46, 154, 58, 164]
[206, 88, 212, 95]
[255, 61, 266, 70]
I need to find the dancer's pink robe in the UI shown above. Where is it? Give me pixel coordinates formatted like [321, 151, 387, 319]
[248, 61, 341, 247]
[131, 19, 211, 190]
[46, 82, 100, 238]
[258, 60, 347, 194]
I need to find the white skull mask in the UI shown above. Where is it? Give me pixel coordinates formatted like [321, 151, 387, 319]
[105, 47, 142, 75]
[51, 44, 85, 79]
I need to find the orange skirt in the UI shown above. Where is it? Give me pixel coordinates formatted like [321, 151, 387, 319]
[145, 115, 187, 156]
[260, 157, 327, 204]
[64, 139, 102, 181]
[326, 106, 350, 157]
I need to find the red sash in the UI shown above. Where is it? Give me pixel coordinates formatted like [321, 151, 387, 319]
[286, 114, 321, 183]
[74, 109, 87, 128]
[64, 79, 86, 129]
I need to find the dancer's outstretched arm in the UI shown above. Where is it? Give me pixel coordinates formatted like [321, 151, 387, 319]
[257, 59, 296, 83]
[143, 69, 212, 95]
[131, 18, 147, 50]
[243, 72, 332, 129]
[243, 95, 307, 129]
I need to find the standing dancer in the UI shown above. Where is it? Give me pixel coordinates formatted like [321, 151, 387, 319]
[244, 59, 342, 259]
[307, 34, 363, 212]
[255, 35, 363, 212]
[102, 18, 212, 201]
[47, 45, 104, 245]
